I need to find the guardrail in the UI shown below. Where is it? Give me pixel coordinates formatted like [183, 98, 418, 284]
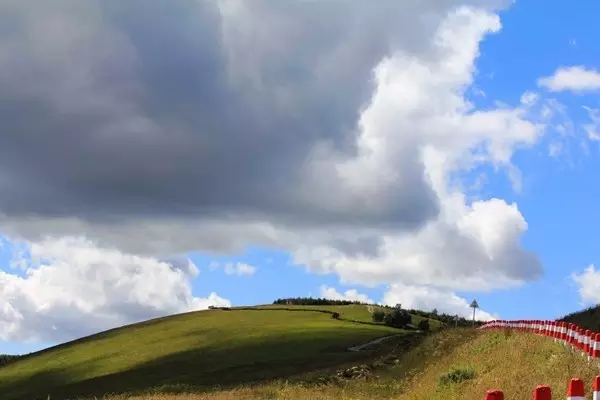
[479, 320, 600, 399]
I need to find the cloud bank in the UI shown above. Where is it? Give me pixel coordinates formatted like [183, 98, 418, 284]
[0, 0, 547, 342]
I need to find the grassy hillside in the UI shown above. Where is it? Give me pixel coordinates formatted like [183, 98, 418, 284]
[102, 328, 599, 400]
[396, 329, 598, 399]
[0, 306, 409, 400]
[103, 328, 478, 400]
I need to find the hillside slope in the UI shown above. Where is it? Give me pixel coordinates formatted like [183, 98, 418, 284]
[0, 306, 409, 400]
[397, 329, 598, 400]
[101, 328, 600, 400]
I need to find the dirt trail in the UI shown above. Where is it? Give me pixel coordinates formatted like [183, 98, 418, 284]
[347, 334, 406, 352]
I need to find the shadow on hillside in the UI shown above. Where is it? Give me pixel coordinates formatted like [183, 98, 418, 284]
[1, 332, 426, 400]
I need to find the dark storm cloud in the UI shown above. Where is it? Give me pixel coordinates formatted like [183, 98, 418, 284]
[0, 0, 442, 230]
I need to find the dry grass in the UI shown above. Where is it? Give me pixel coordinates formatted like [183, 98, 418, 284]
[397, 330, 600, 400]
[104, 330, 600, 400]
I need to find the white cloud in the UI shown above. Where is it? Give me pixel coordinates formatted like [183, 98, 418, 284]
[294, 197, 538, 292]
[382, 283, 497, 321]
[582, 106, 600, 141]
[319, 285, 374, 304]
[548, 141, 563, 157]
[520, 91, 539, 107]
[0, 237, 230, 343]
[538, 66, 600, 93]
[292, 7, 543, 292]
[225, 262, 257, 276]
[209, 261, 257, 277]
[572, 264, 600, 304]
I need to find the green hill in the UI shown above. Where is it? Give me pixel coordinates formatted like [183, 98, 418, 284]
[3, 305, 574, 400]
[124, 328, 595, 400]
[0, 305, 434, 400]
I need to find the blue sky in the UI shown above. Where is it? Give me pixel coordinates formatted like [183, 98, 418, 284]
[2, 0, 600, 355]
[467, 0, 600, 319]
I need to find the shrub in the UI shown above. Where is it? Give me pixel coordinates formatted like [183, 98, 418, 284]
[0, 354, 20, 367]
[383, 309, 412, 328]
[418, 319, 430, 331]
[372, 310, 385, 323]
[438, 366, 476, 386]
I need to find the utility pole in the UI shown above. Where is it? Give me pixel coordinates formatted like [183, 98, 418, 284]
[470, 299, 479, 327]
[455, 314, 459, 328]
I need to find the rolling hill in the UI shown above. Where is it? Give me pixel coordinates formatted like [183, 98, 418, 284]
[1, 304, 584, 400]
[0, 305, 437, 400]
[94, 328, 598, 400]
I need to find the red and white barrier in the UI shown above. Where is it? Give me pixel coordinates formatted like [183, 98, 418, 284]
[479, 318, 600, 360]
[482, 377, 600, 399]
[479, 317, 600, 398]
[567, 378, 585, 400]
[485, 389, 504, 400]
[533, 385, 551, 400]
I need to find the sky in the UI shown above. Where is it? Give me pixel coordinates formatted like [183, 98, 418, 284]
[2, 0, 600, 355]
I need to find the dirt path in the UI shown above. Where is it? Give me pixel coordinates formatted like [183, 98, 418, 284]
[347, 334, 406, 352]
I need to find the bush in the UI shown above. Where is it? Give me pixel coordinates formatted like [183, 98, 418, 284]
[438, 366, 476, 386]
[0, 354, 20, 367]
[418, 319, 430, 331]
[383, 309, 412, 328]
[372, 310, 385, 323]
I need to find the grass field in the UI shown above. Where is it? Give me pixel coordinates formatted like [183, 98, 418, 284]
[102, 328, 478, 400]
[0, 307, 409, 400]
[100, 328, 600, 400]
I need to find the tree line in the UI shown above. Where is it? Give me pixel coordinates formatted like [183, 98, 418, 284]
[272, 297, 371, 306]
[558, 305, 600, 332]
